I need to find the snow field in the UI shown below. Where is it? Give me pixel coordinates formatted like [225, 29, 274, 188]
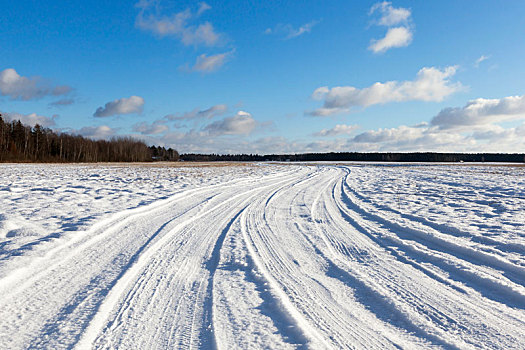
[0, 163, 524, 349]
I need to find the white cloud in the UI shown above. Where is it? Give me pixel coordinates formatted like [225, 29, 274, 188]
[131, 109, 269, 152]
[132, 120, 169, 135]
[471, 124, 525, 148]
[136, 109, 525, 154]
[314, 124, 358, 137]
[347, 125, 473, 152]
[0, 68, 72, 101]
[1, 111, 57, 127]
[345, 122, 525, 153]
[369, 1, 411, 26]
[76, 125, 117, 140]
[166, 104, 228, 120]
[192, 51, 232, 73]
[203, 111, 256, 135]
[368, 26, 413, 53]
[265, 20, 319, 39]
[343, 95, 525, 152]
[431, 95, 525, 130]
[94, 96, 145, 117]
[368, 2, 413, 53]
[310, 66, 462, 116]
[474, 55, 490, 68]
[352, 125, 425, 143]
[135, 1, 221, 46]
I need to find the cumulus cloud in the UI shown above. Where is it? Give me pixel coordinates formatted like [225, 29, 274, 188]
[135, 1, 221, 46]
[132, 120, 169, 135]
[192, 51, 232, 72]
[431, 95, 525, 130]
[368, 2, 413, 53]
[0, 68, 72, 101]
[310, 66, 461, 116]
[368, 26, 412, 53]
[314, 124, 358, 137]
[166, 104, 227, 120]
[471, 124, 525, 146]
[345, 121, 525, 153]
[343, 95, 525, 152]
[153, 122, 525, 154]
[369, 1, 411, 26]
[76, 125, 117, 139]
[1, 111, 57, 127]
[137, 106, 525, 154]
[352, 125, 425, 143]
[348, 125, 472, 152]
[203, 111, 256, 135]
[265, 20, 320, 39]
[94, 96, 145, 117]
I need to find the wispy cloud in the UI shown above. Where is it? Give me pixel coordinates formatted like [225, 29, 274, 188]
[310, 66, 462, 116]
[314, 124, 359, 137]
[132, 120, 169, 135]
[166, 104, 228, 121]
[474, 55, 490, 68]
[196, 2, 211, 16]
[192, 51, 233, 73]
[135, 1, 222, 46]
[94, 96, 145, 117]
[49, 98, 76, 107]
[265, 20, 320, 40]
[0, 68, 72, 101]
[368, 2, 413, 53]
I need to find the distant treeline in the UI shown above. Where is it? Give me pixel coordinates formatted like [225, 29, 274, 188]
[181, 152, 525, 163]
[0, 116, 179, 162]
[2, 116, 523, 163]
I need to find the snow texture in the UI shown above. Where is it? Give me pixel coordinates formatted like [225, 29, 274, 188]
[0, 163, 524, 349]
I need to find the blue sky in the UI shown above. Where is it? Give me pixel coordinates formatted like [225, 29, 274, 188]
[1, 0, 525, 153]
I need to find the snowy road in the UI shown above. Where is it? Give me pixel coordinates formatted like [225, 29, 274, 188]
[1, 163, 524, 349]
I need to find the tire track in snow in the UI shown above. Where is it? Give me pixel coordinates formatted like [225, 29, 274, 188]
[306, 169, 461, 348]
[0, 167, 301, 349]
[0, 168, 293, 296]
[78, 168, 313, 349]
[344, 177, 525, 256]
[339, 171, 525, 309]
[240, 167, 403, 348]
[318, 166, 524, 348]
[2, 164, 524, 349]
[200, 207, 246, 349]
[211, 171, 330, 349]
[342, 172, 525, 285]
[0, 189, 219, 349]
[27, 217, 179, 349]
[240, 213, 329, 349]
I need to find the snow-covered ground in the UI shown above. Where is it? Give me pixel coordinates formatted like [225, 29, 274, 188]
[0, 163, 524, 349]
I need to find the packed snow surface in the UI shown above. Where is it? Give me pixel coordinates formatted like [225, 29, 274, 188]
[1, 163, 524, 349]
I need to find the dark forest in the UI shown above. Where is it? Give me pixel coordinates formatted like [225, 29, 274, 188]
[0, 115, 179, 162]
